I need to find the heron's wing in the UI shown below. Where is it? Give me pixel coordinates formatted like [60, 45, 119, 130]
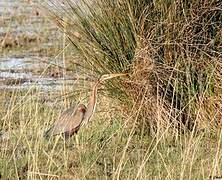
[60, 101, 80, 117]
[45, 104, 85, 137]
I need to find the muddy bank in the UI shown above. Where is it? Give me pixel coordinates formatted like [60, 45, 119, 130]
[0, 56, 77, 91]
[0, 0, 77, 92]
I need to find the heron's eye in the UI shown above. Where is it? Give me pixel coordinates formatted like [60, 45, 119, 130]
[78, 107, 86, 113]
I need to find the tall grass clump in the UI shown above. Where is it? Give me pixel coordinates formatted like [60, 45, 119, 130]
[46, 0, 222, 135]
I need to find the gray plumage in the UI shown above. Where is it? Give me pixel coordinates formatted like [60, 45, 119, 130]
[44, 104, 86, 139]
[44, 73, 127, 140]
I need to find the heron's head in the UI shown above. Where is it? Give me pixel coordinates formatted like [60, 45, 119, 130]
[98, 73, 128, 83]
[77, 104, 86, 113]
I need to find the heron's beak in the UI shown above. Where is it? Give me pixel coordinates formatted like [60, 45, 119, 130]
[99, 73, 128, 82]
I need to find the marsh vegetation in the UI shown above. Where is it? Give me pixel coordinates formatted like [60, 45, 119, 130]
[0, 0, 222, 179]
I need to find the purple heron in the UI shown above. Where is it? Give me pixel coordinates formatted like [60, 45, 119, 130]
[44, 73, 127, 139]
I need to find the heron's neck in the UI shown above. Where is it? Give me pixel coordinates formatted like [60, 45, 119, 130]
[84, 81, 100, 123]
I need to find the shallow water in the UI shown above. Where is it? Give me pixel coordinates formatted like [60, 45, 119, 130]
[0, 56, 75, 91]
[0, 0, 74, 91]
[0, 57, 33, 70]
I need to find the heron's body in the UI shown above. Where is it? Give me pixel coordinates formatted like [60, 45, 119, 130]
[44, 104, 86, 139]
[44, 73, 127, 140]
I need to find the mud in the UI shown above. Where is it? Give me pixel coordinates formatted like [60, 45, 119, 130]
[0, 0, 75, 92]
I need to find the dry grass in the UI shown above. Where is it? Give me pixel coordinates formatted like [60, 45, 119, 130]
[1, 0, 222, 179]
[1, 91, 222, 179]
